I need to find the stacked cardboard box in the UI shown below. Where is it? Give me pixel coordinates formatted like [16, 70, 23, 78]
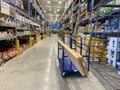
[84, 35, 106, 62]
[24, 31, 30, 35]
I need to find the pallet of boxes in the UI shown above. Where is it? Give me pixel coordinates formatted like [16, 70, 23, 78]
[58, 28, 71, 40]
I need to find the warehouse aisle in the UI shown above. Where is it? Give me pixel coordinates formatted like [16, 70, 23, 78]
[0, 35, 105, 90]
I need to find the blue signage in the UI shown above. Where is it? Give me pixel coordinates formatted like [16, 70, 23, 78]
[51, 23, 58, 29]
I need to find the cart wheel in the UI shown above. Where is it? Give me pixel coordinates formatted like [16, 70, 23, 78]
[62, 72, 66, 77]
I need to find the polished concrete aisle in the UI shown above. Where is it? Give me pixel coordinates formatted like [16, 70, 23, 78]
[0, 35, 105, 90]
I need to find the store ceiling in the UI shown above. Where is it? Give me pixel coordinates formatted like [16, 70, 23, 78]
[39, 0, 67, 23]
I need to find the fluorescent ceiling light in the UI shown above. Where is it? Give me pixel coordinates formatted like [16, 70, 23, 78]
[49, 9, 51, 11]
[47, 1, 50, 4]
[57, 9, 60, 12]
[56, 14, 59, 17]
[58, 1, 62, 4]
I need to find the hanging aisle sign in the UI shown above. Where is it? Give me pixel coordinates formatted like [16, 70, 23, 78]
[51, 23, 58, 30]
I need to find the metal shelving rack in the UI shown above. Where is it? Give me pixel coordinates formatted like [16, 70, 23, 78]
[89, 4, 120, 63]
[59, 0, 120, 69]
[59, 0, 81, 32]
[59, 0, 120, 88]
[0, 0, 48, 64]
[73, 0, 115, 63]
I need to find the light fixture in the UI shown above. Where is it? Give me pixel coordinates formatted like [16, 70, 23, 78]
[57, 9, 60, 12]
[56, 14, 59, 17]
[47, 1, 50, 4]
[54, 11, 57, 13]
[49, 9, 51, 11]
[58, 1, 62, 4]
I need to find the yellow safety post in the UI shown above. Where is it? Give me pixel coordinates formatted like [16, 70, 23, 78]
[45, 34, 46, 37]
[42, 34, 44, 39]
[36, 36, 38, 43]
[29, 37, 33, 47]
[40, 35, 41, 40]
[44, 34, 45, 38]
[44, 34, 46, 38]
[41, 34, 43, 40]
[16, 39, 20, 56]
[46, 34, 48, 37]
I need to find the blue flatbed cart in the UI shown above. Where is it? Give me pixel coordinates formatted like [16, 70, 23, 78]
[57, 35, 90, 76]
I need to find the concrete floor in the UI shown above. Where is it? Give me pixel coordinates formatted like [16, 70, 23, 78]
[0, 35, 105, 90]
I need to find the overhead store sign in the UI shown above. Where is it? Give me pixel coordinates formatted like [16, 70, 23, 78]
[51, 23, 58, 30]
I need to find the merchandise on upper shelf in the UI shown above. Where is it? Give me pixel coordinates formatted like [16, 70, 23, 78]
[0, 17, 16, 27]
[16, 0, 24, 10]
[32, 0, 42, 15]
[64, 0, 74, 12]
[0, 0, 43, 27]
[9, 0, 16, 4]
[16, 12, 40, 29]
[99, 0, 120, 16]
[1, 0, 16, 17]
